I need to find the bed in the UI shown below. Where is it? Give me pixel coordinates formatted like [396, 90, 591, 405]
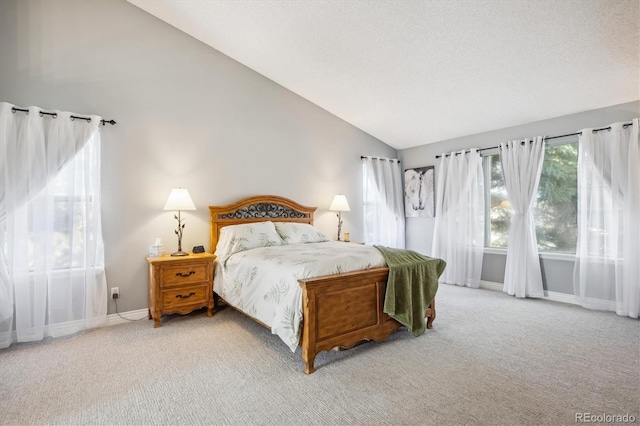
[209, 195, 437, 374]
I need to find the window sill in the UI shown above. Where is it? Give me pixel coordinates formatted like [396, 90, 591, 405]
[483, 247, 575, 262]
[539, 252, 575, 261]
[483, 247, 507, 256]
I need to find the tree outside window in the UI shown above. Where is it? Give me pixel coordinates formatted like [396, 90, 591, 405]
[485, 142, 578, 253]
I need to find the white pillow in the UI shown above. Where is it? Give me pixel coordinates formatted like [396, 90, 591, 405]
[274, 222, 329, 244]
[215, 221, 284, 261]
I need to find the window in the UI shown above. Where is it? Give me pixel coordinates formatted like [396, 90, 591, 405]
[362, 158, 405, 248]
[485, 153, 509, 248]
[12, 140, 100, 271]
[53, 141, 101, 270]
[484, 141, 578, 253]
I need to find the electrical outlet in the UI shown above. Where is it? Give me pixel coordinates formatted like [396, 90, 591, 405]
[111, 287, 120, 299]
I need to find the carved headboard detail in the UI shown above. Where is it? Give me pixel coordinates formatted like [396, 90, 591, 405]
[209, 195, 316, 252]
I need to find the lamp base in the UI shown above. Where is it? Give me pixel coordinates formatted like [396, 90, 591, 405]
[170, 250, 190, 257]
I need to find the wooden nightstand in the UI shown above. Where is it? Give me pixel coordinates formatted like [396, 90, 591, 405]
[146, 252, 215, 328]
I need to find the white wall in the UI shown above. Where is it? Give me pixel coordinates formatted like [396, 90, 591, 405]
[399, 100, 640, 293]
[0, 0, 397, 313]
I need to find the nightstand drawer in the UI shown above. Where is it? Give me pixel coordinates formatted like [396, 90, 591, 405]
[161, 264, 209, 286]
[162, 285, 209, 309]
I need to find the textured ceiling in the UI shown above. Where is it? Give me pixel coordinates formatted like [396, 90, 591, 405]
[128, 0, 640, 150]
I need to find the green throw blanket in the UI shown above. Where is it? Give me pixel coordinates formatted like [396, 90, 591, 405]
[374, 246, 446, 336]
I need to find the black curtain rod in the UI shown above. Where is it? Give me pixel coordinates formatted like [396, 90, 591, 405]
[11, 107, 116, 126]
[435, 123, 634, 159]
[360, 155, 401, 162]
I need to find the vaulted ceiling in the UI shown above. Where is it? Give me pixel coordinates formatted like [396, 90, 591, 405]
[128, 0, 640, 150]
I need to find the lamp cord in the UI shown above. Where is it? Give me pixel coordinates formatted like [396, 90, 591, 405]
[113, 298, 148, 322]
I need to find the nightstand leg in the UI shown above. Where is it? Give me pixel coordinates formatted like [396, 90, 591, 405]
[207, 303, 214, 317]
[153, 314, 161, 328]
[148, 308, 152, 320]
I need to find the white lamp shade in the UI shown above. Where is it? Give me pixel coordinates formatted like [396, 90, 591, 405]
[163, 188, 196, 211]
[329, 194, 351, 212]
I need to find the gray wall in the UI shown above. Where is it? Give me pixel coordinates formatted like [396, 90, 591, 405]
[399, 100, 640, 294]
[0, 0, 397, 314]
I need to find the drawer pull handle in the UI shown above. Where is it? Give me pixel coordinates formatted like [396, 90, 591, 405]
[176, 292, 196, 299]
[176, 270, 195, 278]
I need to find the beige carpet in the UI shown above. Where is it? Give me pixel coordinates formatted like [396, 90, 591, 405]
[1, 284, 638, 425]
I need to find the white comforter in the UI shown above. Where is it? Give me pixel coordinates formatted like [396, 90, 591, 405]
[214, 241, 386, 351]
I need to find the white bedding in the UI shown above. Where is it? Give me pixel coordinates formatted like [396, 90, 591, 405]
[214, 241, 386, 351]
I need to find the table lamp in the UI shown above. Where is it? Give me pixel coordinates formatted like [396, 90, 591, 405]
[329, 194, 350, 241]
[163, 188, 197, 256]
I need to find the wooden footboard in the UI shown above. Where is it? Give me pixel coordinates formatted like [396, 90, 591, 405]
[298, 267, 435, 374]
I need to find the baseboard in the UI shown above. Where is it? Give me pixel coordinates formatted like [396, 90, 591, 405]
[0, 309, 147, 347]
[577, 297, 616, 311]
[543, 290, 579, 305]
[479, 280, 503, 291]
[106, 309, 149, 326]
[479, 280, 578, 305]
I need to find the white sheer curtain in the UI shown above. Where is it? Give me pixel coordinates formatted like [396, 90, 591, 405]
[432, 149, 484, 287]
[0, 102, 107, 348]
[574, 119, 639, 318]
[362, 156, 405, 248]
[500, 137, 545, 298]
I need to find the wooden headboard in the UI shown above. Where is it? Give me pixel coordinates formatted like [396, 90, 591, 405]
[209, 195, 317, 252]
